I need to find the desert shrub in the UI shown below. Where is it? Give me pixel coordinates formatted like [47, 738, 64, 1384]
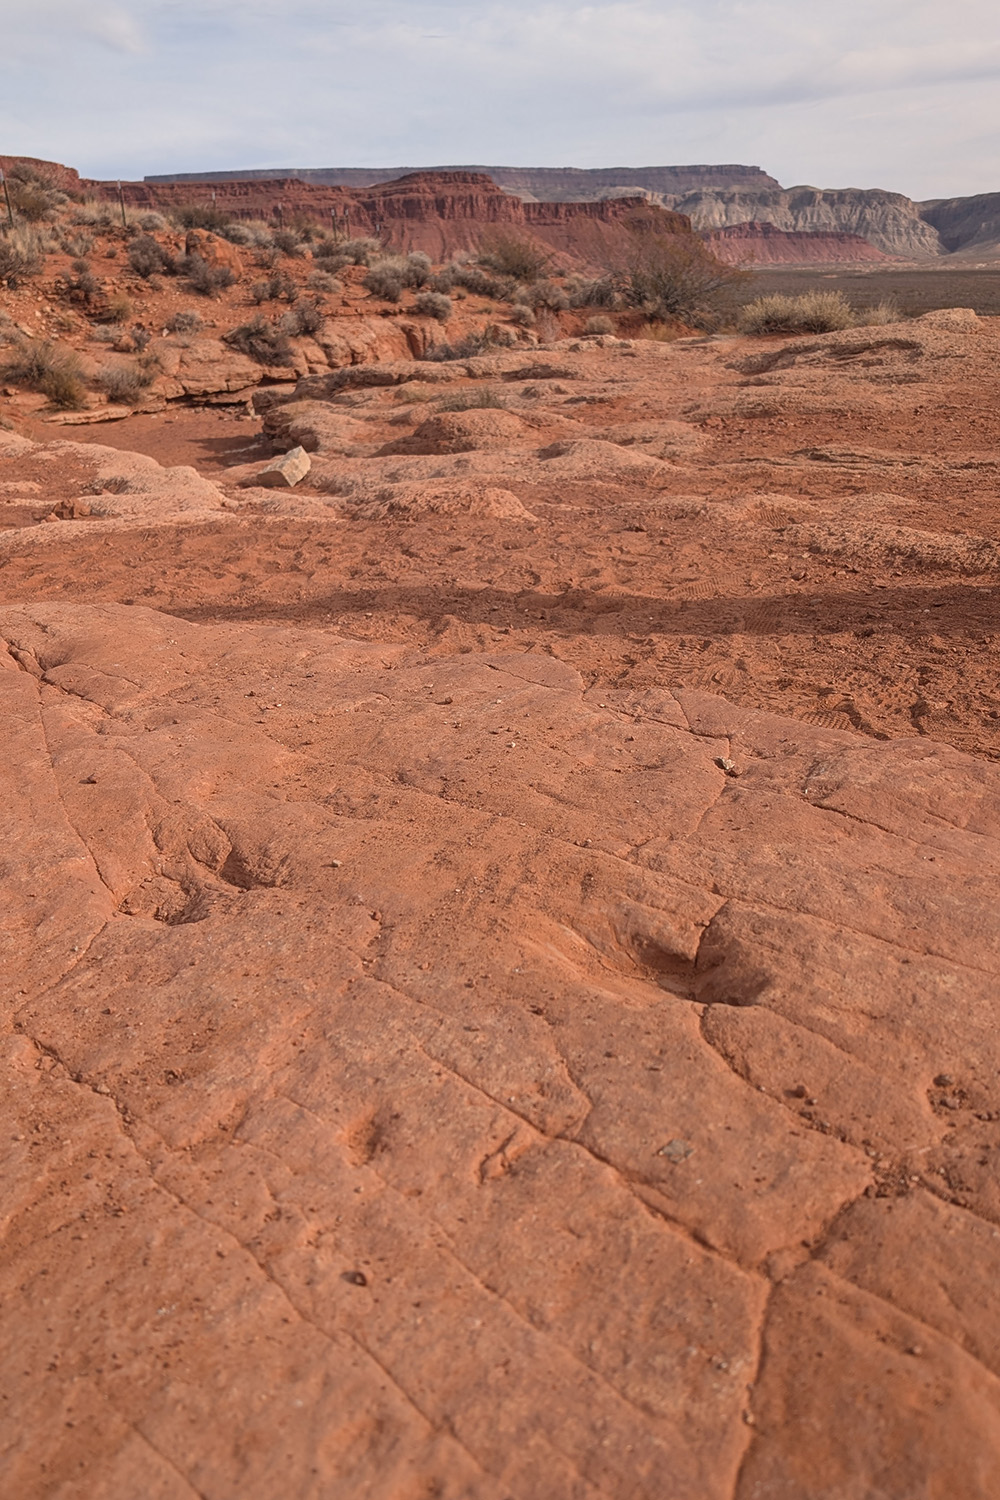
[186, 257, 237, 296]
[364, 253, 434, 302]
[508, 303, 535, 327]
[477, 232, 550, 283]
[251, 268, 298, 303]
[224, 314, 294, 365]
[340, 237, 381, 266]
[72, 200, 118, 229]
[859, 299, 902, 326]
[307, 269, 341, 293]
[737, 291, 855, 335]
[166, 309, 203, 334]
[585, 314, 615, 335]
[272, 228, 305, 258]
[567, 275, 618, 309]
[279, 298, 324, 336]
[314, 237, 382, 272]
[622, 234, 749, 328]
[172, 203, 234, 233]
[6, 164, 66, 222]
[128, 234, 175, 278]
[433, 261, 515, 299]
[130, 325, 152, 352]
[0, 227, 45, 286]
[60, 231, 94, 258]
[95, 360, 154, 402]
[62, 258, 102, 305]
[533, 308, 562, 343]
[404, 251, 432, 287]
[436, 387, 507, 411]
[100, 291, 134, 324]
[132, 210, 168, 232]
[222, 220, 274, 248]
[522, 279, 569, 311]
[414, 290, 453, 323]
[364, 259, 406, 302]
[42, 367, 88, 407]
[421, 325, 517, 361]
[2, 339, 86, 408]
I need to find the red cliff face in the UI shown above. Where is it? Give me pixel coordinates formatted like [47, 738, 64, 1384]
[0, 155, 84, 193]
[103, 171, 693, 268]
[707, 220, 892, 264]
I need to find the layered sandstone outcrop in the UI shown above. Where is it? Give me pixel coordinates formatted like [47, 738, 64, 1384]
[669, 186, 944, 258]
[109, 171, 692, 266]
[707, 220, 894, 264]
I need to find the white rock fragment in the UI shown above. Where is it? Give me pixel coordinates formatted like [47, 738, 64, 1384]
[255, 445, 311, 489]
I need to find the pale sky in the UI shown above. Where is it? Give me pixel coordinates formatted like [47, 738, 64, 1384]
[2, 1, 999, 200]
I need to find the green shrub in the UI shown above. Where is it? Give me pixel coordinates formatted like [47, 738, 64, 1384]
[223, 315, 294, 365]
[737, 290, 855, 335]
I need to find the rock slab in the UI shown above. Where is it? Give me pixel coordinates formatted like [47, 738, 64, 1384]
[2, 602, 1000, 1498]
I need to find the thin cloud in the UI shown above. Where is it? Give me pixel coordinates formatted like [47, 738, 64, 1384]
[0, 1, 998, 197]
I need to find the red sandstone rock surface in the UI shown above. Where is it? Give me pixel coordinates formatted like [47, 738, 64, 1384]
[3, 196, 1000, 1494]
[106, 171, 691, 267]
[708, 220, 894, 264]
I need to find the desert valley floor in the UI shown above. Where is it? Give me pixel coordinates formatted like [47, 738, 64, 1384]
[4, 306, 1000, 1497]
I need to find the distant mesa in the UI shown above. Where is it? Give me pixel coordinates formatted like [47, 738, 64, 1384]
[5, 152, 1000, 261]
[143, 163, 782, 199]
